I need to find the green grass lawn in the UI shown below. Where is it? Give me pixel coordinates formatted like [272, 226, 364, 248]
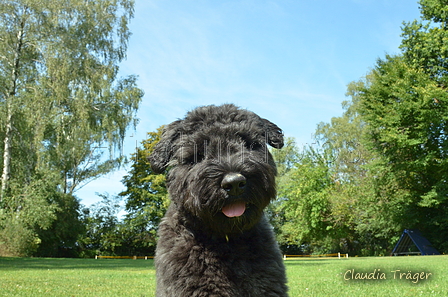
[0, 255, 446, 296]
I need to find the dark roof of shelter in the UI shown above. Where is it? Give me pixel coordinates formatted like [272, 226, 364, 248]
[391, 229, 440, 256]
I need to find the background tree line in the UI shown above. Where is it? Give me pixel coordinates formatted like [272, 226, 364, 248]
[271, 0, 448, 255]
[2, 0, 447, 257]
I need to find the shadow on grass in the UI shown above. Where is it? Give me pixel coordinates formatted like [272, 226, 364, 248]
[0, 257, 155, 271]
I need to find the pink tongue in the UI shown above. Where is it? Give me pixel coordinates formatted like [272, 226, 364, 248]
[222, 202, 246, 218]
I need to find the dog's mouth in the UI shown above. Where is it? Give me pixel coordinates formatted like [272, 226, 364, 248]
[222, 202, 248, 218]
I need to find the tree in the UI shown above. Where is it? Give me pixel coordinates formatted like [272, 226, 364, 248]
[0, 0, 143, 197]
[34, 193, 85, 257]
[0, 0, 143, 256]
[0, 170, 60, 256]
[316, 84, 413, 255]
[324, 0, 448, 254]
[401, 0, 448, 84]
[119, 128, 169, 255]
[276, 145, 336, 254]
[77, 193, 123, 257]
[270, 0, 448, 255]
[273, 87, 414, 255]
[266, 137, 301, 253]
[313, 91, 374, 254]
[315, 84, 373, 183]
[355, 54, 448, 252]
[76, 129, 168, 257]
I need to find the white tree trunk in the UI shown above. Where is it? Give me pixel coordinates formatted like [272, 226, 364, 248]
[1, 107, 13, 202]
[1, 21, 24, 202]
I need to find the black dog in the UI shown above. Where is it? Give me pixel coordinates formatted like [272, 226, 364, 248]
[149, 104, 288, 296]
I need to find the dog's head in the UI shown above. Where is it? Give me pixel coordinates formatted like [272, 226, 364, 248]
[149, 104, 283, 236]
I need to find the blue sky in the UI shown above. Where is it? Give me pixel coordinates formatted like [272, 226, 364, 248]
[76, 0, 421, 208]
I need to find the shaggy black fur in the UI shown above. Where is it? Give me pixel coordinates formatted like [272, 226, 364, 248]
[149, 104, 288, 296]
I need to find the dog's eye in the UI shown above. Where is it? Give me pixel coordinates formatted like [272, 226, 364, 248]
[247, 142, 262, 150]
[182, 153, 204, 165]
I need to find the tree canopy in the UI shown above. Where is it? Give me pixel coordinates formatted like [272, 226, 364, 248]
[118, 128, 169, 255]
[270, 0, 448, 255]
[0, 0, 142, 256]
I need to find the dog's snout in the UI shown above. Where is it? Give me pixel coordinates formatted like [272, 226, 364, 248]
[221, 173, 246, 196]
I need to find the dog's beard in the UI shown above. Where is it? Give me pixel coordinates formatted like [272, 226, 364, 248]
[180, 179, 273, 236]
[175, 190, 262, 235]
[167, 153, 277, 236]
[217, 201, 265, 235]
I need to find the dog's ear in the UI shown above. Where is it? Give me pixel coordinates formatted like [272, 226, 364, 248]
[261, 118, 284, 149]
[148, 120, 182, 174]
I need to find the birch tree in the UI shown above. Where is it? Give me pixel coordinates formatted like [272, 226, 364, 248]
[0, 0, 142, 255]
[0, 0, 142, 197]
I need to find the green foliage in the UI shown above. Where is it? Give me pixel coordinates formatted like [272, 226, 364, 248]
[319, 0, 448, 252]
[357, 56, 448, 194]
[419, 0, 448, 23]
[119, 128, 169, 255]
[267, 137, 300, 238]
[287, 0, 448, 254]
[353, 55, 448, 251]
[0, 0, 143, 196]
[34, 194, 85, 258]
[75, 128, 168, 257]
[276, 146, 335, 252]
[319, 80, 415, 255]
[0, 0, 142, 256]
[0, 170, 59, 256]
[0, 218, 40, 257]
[273, 88, 416, 255]
[77, 193, 123, 257]
[401, 0, 448, 83]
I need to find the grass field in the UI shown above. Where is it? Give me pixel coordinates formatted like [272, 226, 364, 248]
[0, 255, 446, 296]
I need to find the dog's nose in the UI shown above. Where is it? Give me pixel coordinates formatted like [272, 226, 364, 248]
[221, 173, 246, 196]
